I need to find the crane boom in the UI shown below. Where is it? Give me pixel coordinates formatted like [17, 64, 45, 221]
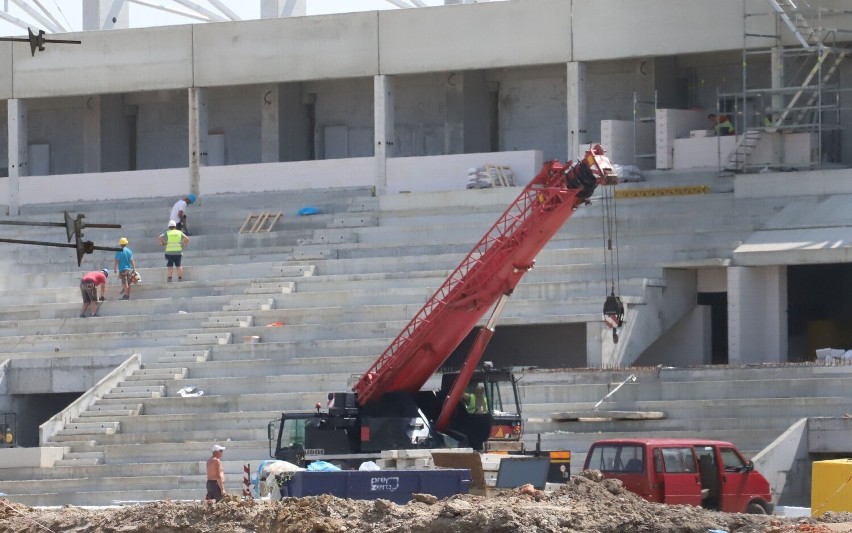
[353, 145, 618, 406]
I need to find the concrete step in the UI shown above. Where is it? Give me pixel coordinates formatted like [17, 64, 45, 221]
[125, 368, 188, 380]
[222, 298, 274, 312]
[202, 315, 253, 328]
[245, 281, 295, 294]
[157, 349, 210, 364]
[53, 458, 103, 467]
[183, 332, 232, 345]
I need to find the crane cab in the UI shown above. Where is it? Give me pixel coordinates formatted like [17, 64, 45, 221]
[268, 368, 524, 465]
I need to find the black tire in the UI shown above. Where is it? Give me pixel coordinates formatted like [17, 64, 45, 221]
[747, 502, 767, 515]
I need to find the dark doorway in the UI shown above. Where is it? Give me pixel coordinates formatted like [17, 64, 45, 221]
[697, 292, 728, 364]
[11, 393, 79, 447]
[788, 263, 852, 362]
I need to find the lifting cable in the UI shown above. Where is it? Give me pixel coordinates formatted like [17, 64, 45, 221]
[600, 177, 624, 343]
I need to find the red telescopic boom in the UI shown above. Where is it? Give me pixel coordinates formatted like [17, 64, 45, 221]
[353, 145, 618, 411]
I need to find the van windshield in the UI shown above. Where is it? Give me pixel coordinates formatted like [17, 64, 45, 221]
[587, 444, 644, 473]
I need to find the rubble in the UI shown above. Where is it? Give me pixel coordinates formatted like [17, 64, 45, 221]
[1, 471, 850, 533]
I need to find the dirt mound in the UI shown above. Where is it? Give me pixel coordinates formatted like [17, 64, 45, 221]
[0, 471, 845, 533]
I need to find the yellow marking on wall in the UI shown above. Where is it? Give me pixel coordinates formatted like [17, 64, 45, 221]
[615, 185, 711, 199]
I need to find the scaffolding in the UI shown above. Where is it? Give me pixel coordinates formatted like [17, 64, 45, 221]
[722, 0, 852, 173]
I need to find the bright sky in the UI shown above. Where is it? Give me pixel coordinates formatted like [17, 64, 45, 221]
[0, 1, 452, 37]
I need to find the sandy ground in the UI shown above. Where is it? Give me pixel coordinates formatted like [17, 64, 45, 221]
[2, 471, 851, 533]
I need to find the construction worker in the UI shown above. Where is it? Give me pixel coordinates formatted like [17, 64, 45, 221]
[114, 237, 137, 300]
[170, 194, 196, 235]
[463, 383, 489, 414]
[80, 269, 108, 318]
[158, 220, 189, 282]
[708, 113, 735, 136]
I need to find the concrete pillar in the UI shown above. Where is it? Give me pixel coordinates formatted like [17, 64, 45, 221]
[188, 87, 208, 198]
[261, 85, 280, 163]
[83, 0, 129, 30]
[374, 75, 395, 195]
[261, 0, 307, 18]
[586, 322, 603, 368]
[445, 72, 464, 155]
[7, 99, 27, 216]
[566, 62, 587, 162]
[83, 96, 102, 173]
[727, 266, 788, 364]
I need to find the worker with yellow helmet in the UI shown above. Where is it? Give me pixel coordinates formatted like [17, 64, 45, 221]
[114, 237, 137, 301]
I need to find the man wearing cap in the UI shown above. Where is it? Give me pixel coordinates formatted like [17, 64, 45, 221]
[158, 220, 189, 282]
[113, 237, 137, 301]
[206, 444, 226, 502]
[80, 269, 109, 318]
[170, 194, 196, 235]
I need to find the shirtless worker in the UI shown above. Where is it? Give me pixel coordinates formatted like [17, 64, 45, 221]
[206, 444, 226, 502]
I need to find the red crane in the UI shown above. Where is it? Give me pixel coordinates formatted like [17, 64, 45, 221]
[352, 145, 619, 429]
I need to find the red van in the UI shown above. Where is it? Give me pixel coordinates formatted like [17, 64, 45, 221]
[584, 438, 774, 514]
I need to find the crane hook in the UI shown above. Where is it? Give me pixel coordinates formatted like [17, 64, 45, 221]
[603, 293, 624, 344]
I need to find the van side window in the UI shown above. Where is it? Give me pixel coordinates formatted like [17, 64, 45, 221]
[660, 447, 696, 473]
[720, 447, 746, 472]
[587, 444, 644, 473]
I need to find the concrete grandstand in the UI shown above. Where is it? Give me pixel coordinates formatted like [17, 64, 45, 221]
[0, 0, 850, 508]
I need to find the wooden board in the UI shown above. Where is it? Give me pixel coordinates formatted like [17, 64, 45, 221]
[239, 212, 281, 233]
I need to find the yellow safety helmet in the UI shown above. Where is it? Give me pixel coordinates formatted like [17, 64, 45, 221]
[119, 237, 129, 245]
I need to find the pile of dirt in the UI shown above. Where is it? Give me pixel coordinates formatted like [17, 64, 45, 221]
[2, 471, 850, 533]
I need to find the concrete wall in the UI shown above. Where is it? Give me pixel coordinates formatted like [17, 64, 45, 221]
[656, 109, 707, 169]
[809, 417, 852, 454]
[673, 132, 815, 170]
[385, 150, 542, 194]
[728, 266, 788, 364]
[0, 151, 548, 206]
[601, 120, 654, 169]
[735, 168, 852, 199]
[753, 418, 810, 507]
[6, 356, 129, 394]
[0, 447, 64, 469]
[635, 306, 711, 367]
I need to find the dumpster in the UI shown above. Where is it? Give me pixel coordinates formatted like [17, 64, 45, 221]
[280, 468, 470, 503]
[812, 459, 852, 517]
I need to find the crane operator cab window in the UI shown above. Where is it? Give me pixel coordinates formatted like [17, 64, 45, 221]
[463, 382, 489, 414]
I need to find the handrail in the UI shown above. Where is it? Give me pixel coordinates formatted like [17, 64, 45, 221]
[39, 353, 141, 446]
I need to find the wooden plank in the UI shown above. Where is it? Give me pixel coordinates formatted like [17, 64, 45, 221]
[240, 212, 282, 233]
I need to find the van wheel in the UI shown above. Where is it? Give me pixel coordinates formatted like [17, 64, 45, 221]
[747, 503, 767, 515]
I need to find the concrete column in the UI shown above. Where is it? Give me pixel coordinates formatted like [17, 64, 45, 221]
[586, 322, 603, 368]
[374, 75, 395, 195]
[261, 0, 307, 17]
[7, 99, 27, 216]
[445, 72, 464, 155]
[83, 0, 129, 30]
[727, 266, 788, 364]
[83, 96, 102, 173]
[260, 85, 280, 163]
[566, 62, 587, 162]
[188, 87, 208, 197]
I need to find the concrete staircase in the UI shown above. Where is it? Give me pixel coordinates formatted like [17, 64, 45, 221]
[0, 177, 845, 505]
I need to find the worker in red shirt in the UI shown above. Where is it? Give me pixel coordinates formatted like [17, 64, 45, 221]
[80, 269, 109, 318]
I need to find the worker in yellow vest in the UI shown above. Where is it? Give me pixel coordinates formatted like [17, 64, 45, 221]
[462, 383, 489, 414]
[158, 220, 190, 282]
